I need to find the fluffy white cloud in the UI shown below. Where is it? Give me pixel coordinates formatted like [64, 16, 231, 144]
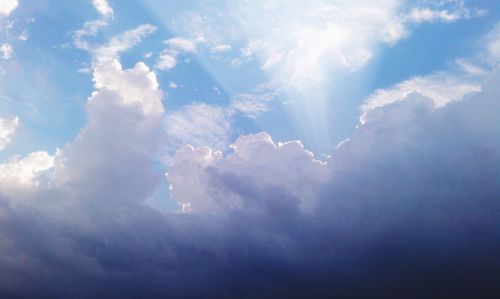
[0, 116, 18, 151]
[0, 0, 17, 16]
[0, 43, 13, 59]
[92, 0, 113, 18]
[54, 59, 164, 203]
[168, 132, 330, 213]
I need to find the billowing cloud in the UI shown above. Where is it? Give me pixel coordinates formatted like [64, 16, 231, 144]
[0, 116, 18, 150]
[168, 132, 330, 213]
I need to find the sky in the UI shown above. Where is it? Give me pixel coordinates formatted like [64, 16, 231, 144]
[0, 0, 499, 297]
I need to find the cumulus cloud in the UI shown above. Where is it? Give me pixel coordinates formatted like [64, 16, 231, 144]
[168, 132, 330, 213]
[0, 116, 18, 150]
[0, 0, 17, 16]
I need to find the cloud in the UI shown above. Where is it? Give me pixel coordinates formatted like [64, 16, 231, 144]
[171, 0, 485, 89]
[210, 44, 231, 53]
[404, 2, 482, 23]
[164, 102, 231, 155]
[0, 43, 13, 59]
[164, 37, 197, 53]
[0, 151, 54, 198]
[154, 50, 177, 71]
[0, 0, 17, 16]
[154, 37, 201, 71]
[92, 0, 113, 18]
[74, 22, 156, 66]
[0, 67, 499, 297]
[0, 116, 18, 151]
[1, 15, 499, 298]
[93, 24, 156, 65]
[360, 71, 481, 123]
[168, 132, 330, 213]
[360, 21, 500, 124]
[168, 81, 178, 89]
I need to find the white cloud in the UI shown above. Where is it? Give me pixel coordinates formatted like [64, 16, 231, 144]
[170, 0, 485, 90]
[154, 51, 177, 71]
[0, 116, 18, 151]
[484, 23, 500, 66]
[229, 91, 275, 118]
[0, 151, 54, 198]
[93, 24, 156, 65]
[168, 81, 178, 89]
[0, 0, 17, 16]
[210, 44, 231, 53]
[154, 37, 201, 71]
[360, 71, 481, 124]
[92, 0, 113, 18]
[360, 22, 500, 124]
[74, 22, 156, 66]
[168, 132, 330, 213]
[165, 103, 231, 155]
[164, 37, 197, 53]
[0, 43, 13, 59]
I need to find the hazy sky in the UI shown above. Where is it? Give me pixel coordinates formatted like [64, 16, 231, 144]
[0, 0, 499, 297]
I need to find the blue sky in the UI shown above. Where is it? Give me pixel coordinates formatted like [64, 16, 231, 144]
[0, 1, 499, 297]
